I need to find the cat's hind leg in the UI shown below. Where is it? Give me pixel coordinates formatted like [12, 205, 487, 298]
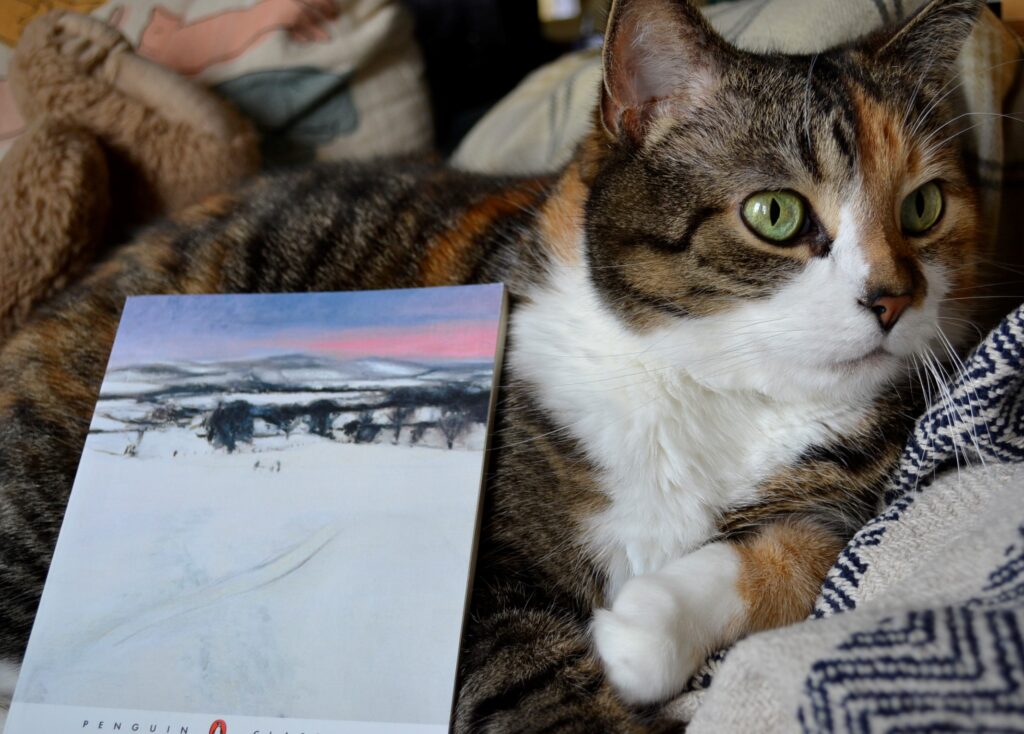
[456, 580, 685, 734]
[593, 519, 843, 704]
[0, 194, 243, 662]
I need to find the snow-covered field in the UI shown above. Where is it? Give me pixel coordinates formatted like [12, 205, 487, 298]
[17, 417, 488, 725]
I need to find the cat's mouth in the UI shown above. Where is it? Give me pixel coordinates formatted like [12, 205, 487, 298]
[830, 346, 893, 370]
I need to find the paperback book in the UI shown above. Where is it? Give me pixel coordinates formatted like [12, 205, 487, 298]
[4, 284, 507, 734]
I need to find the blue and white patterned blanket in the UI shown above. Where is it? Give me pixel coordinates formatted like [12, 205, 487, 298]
[818, 304, 1024, 618]
[680, 305, 1024, 732]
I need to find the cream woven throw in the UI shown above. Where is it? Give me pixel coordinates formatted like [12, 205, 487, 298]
[685, 303, 1024, 731]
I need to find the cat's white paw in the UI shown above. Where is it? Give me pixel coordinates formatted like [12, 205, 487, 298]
[592, 543, 746, 704]
[591, 574, 703, 704]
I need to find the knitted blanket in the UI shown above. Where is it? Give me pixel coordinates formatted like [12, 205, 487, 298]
[676, 305, 1024, 731]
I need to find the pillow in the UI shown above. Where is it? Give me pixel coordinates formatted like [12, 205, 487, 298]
[0, 0, 433, 166]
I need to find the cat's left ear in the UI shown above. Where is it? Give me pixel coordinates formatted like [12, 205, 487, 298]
[600, 0, 731, 142]
[873, 0, 983, 81]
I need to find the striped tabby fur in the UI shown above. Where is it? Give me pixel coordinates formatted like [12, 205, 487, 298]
[0, 0, 984, 730]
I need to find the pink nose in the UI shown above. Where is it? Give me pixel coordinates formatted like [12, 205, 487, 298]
[867, 294, 913, 331]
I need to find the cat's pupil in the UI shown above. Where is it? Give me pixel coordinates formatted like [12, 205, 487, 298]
[770, 198, 781, 226]
[916, 191, 926, 218]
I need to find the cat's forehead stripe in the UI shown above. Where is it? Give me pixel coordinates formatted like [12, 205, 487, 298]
[852, 87, 914, 186]
[830, 115, 857, 172]
[799, 53, 862, 179]
[841, 89, 930, 307]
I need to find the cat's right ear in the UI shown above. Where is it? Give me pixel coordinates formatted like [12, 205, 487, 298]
[600, 0, 729, 142]
[873, 0, 982, 82]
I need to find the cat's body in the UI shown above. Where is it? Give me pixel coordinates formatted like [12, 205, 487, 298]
[0, 0, 985, 731]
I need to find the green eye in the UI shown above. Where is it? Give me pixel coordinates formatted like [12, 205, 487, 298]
[901, 182, 943, 234]
[741, 191, 806, 243]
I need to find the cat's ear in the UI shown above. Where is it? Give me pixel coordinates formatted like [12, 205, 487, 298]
[874, 0, 982, 81]
[600, 0, 730, 141]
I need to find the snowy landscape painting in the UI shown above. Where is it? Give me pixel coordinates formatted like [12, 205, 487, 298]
[10, 285, 506, 732]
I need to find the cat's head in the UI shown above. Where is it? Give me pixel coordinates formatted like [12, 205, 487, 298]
[581, 0, 983, 403]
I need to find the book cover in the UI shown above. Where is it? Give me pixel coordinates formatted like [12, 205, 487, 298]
[5, 284, 507, 734]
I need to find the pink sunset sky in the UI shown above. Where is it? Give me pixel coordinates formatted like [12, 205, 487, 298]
[259, 320, 501, 361]
[108, 286, 505, 368]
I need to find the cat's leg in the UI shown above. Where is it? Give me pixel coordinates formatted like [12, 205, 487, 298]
[0, 256, 166, 659]
[592, 518, 843, 704]
[0, 197, 237, 661]
[455, 580, 685, 734]
[0, 659, 18, 729]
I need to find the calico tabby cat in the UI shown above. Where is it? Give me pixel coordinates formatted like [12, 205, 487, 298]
[0, 0, 984, 730]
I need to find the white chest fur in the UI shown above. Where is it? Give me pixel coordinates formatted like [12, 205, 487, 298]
[510, 264, 869, 600]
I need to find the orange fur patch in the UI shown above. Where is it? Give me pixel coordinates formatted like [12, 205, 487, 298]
[852, 89, 925, 304]
[735, 520, 844, 632]
[418, 186, 543, 286]
[181, 237, 231, 294]
[90, 258, 128, 282]
[178, 192, 237, 225]
[130, 237, 179, 275]
[539, 165, 587, 265]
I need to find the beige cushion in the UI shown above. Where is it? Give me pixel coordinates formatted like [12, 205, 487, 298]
[0, 0, 432, 165]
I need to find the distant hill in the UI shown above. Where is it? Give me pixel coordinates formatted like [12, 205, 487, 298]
[101, 355, 492, 399]
[92, 353, 496, 454]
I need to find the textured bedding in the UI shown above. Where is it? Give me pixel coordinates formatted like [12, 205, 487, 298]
[676, 305, 1024, 730]
[0, 0, 433, 166]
